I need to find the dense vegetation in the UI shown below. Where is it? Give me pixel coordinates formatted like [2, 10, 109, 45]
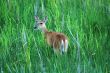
[0, 0, 110, 73]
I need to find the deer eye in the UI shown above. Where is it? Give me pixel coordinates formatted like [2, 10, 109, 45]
[40, 23, 43, 25]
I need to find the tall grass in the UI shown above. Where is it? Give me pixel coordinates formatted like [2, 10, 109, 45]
[0, 0, 110, 73]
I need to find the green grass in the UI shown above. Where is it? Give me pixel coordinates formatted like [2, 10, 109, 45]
[0, 0, 110, 73]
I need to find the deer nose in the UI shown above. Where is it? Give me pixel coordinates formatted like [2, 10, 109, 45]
[34, 26, 37, 29]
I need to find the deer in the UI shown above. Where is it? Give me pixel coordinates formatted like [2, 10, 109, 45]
[34, 16, 68, 54]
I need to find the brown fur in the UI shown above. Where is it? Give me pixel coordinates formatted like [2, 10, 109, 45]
[44, 30, 68, 50]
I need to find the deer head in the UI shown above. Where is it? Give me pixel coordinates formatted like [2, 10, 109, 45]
[34, 16, 48, 30]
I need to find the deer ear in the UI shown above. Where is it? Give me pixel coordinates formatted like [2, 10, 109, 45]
[43, 16, 48, 23]
[35, 16, 39, 21]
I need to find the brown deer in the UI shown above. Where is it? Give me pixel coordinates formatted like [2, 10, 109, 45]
[34, 16, 68, 54]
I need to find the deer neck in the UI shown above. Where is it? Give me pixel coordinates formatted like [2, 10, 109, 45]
[41, 27, 48, 34]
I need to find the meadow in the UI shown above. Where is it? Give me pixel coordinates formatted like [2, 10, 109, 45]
[0, 0, 110, 73]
